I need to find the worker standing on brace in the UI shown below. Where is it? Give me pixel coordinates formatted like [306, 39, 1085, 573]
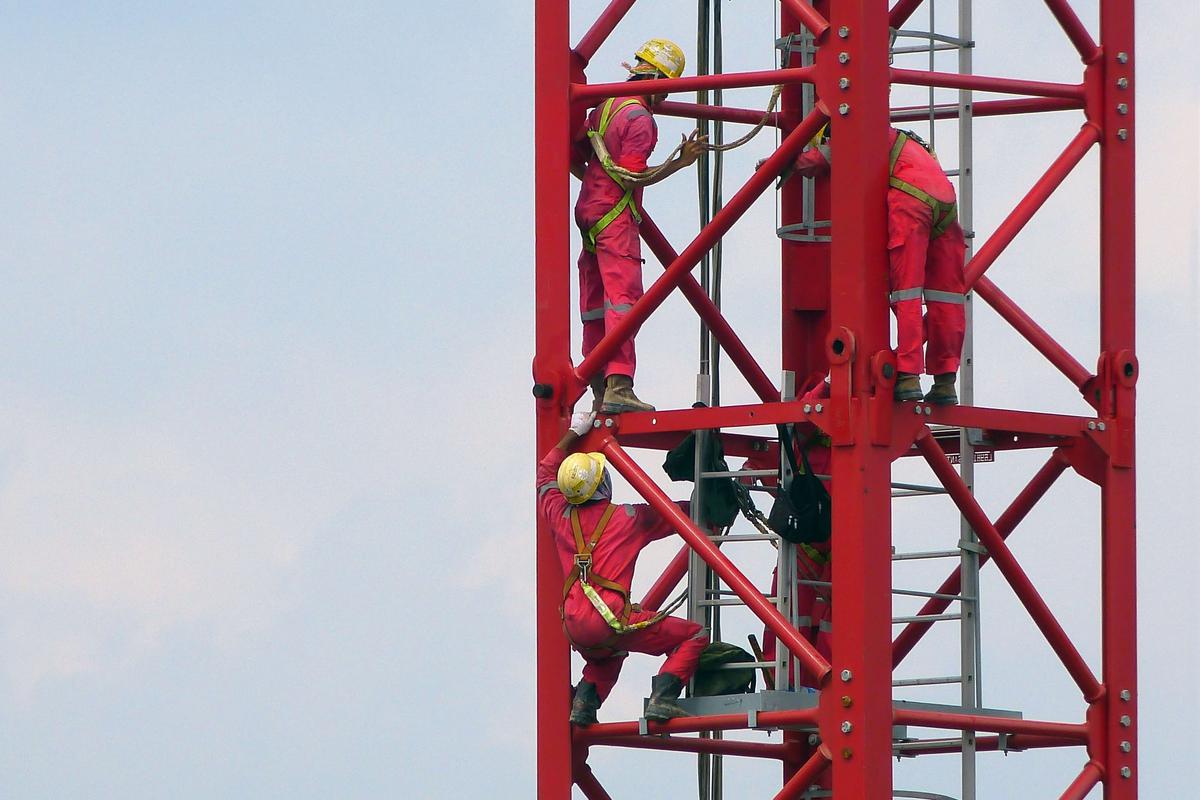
[572, 38, 708, 413]
[538, 410, 709, 726]
[785, 125, 967, 404]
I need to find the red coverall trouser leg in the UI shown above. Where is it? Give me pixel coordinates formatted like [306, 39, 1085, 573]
[567, 606, 707, 703]
[577, 211, 643, 379]
[887, 190, 967, 375]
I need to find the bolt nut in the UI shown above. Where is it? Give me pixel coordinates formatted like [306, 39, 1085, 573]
[815, 403, 824, 413]
[838, 25, 850, 38]
[838, 51, 850, 64]
[1120, 766, 1132, 779]
[1117, 103, 1128, 115]
[841, 695, 853, 708]
[1117, 51, 1129, 64]
[841, 721, 853, 734]
[1120, 689, 1132, 701]
[1117, 77, 1129, 89]
[1088, 421, 1097, 430]
[1117, 128, 1129, 141]
[1119, 714, 1132, 727]
[914, 406, 922, 415]
[839, 77, 851, 90]
[604, 417, 614, 428]
[1120, 740, 1132, 753]
[840, 669, 853, 682]
[838, 103, 850, 116]
[803, 403, 813, 413]
[924, 406, 932, 416]
[592, 418, 602, 428]
[1098, 422, 1106, 431]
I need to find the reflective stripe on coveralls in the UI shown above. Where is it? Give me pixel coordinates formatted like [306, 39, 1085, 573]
[580, 300, 635, 323]
[561, 504, 675, 638]
[581, 98, 647, 252]
[889, 132, 959, 239]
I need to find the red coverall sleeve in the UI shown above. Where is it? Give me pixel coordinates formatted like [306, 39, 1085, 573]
[612, 111, 657, 173]
[631, 499, 692, 544]
[793, 145, 831, 178]
[537, 448, 569, 522]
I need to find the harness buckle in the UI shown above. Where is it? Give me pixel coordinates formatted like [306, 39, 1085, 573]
[574, 553, 592, 583]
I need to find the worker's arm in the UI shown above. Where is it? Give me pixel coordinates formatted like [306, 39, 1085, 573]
[622, 132, 708, 188]
[537, 412, 597, 517]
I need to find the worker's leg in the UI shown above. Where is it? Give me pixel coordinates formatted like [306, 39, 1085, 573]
[593, 214, 643, 379]
[619, 612, 709, 682]
[580, 651, 629, 703]
[578, 246, 606, 365]
[923, 219, 967, 375]
[887, 193, 934, 375]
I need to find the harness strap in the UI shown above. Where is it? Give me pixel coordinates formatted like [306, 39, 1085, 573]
[888, 131, 959, 239]
[581, 98, 646, 252]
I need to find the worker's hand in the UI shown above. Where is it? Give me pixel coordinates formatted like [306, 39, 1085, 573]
[755, 157, 768, 172]
[569, 411, 596, 437]
[677, 130, 709, 166]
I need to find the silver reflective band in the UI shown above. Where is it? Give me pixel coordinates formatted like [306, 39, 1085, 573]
[581, 307, 605, 321]
[581, 300, 634, 322]
[538, 482, 558, 498]
[889, 287, 924, 303]
[818, 619, 833, 633]
[795, 616, 814, 628]
[923, 289, 966, 304]
[607, 300, 634, 313]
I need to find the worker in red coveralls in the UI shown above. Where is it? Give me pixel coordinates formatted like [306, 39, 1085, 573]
[572, 38, 708, 414]
[787, 124, 967, 404]
[762, 123, 967, 404]
[538, 410, 709, 726]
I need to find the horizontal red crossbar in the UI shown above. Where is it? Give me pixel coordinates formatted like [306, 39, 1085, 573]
[572, 67, 815, 103]
[654, 100, 781, 127]
[891, 96, 1083, 123]
[893, 707, 1089, 742]
[891, 67, 1085, 99]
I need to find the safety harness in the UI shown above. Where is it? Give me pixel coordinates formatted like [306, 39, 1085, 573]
[561, 503, 681, 643]
[580, 98, 646, 253]
[888, 131, 958, 238]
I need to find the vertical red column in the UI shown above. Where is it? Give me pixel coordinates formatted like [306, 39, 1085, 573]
[1098, 0, 1137, 796]
[820, 2, 893, 796]
[781, 1, 833, 383]
[533, 0, 574, 797]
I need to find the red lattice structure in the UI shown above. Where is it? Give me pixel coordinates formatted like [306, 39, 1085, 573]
[533, 1, 1136, 797]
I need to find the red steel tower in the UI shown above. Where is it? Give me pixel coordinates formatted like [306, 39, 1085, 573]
[533, 1, 1136, 797]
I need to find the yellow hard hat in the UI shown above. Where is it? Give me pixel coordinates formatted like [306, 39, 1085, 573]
[557, 452, 607, 505]
[635, 38, 686, 80]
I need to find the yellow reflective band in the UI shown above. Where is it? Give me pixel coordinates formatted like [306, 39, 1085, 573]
[580, 580, 666, 634]
[581, 98, 646, 251]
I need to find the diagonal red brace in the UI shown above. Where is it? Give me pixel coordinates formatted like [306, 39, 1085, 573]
[573, 0, 637, 64]
[889, 0, 927, 28]
[780, 0, 830, 41]
[576, 109, 827, 386]
[601, 438, 831, 682]
[1059, 760, 1104, 800]
[639, 210, 779, 403]
[965, 124, 1101, 287]
[973, 276, 1093, 390]
[773, 749, 831, 800]
[915, 430, 1102, 701]
[892, 448, 1070, 667]
[1042, 0, 1101, 63]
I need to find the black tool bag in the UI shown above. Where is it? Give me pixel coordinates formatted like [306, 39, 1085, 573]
[662, 431, 739, 528]
[691, 641, 757, 697]
[767, 425, 832, 544]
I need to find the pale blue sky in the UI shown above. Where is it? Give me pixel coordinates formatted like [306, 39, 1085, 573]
[0, 2, 1196, 798]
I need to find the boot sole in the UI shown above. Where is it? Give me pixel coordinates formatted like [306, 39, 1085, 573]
[601, 403, 656, 414]
[922, 395, 959, 406]
[894, 392, 924, 402]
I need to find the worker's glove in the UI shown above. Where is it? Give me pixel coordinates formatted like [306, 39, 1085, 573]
[570, 411, 597, 437]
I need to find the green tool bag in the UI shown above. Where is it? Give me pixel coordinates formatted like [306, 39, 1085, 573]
[691, 641, 758, 697]
[662, 430, 740, 528]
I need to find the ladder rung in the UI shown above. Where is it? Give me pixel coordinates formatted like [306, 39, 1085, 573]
[892, 676, 963, 687]
[892, 613, 962, 624]
[709, 533, 780, 542]
[700, 468, 777, 478]
[698, 596, 778, 607]
[893, 549, 962, 561]
[892, 587, 973, 601]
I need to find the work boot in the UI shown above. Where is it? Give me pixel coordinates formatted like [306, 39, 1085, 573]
[894, 373, 924, 401]
[601, 374, 655, 414]
[570, 681, 601, 727]
[589, 376, 606, 413]
[644, 673, 690, 723]
[923, 373, 958, 405]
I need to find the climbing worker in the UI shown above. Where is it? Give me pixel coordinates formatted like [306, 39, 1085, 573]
[765, 125, 967, 404]
[538, 410, 710, 726]
[572, 38, 708, 413]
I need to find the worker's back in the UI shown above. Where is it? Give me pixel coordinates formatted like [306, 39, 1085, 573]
[888, 127, 956, 204]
